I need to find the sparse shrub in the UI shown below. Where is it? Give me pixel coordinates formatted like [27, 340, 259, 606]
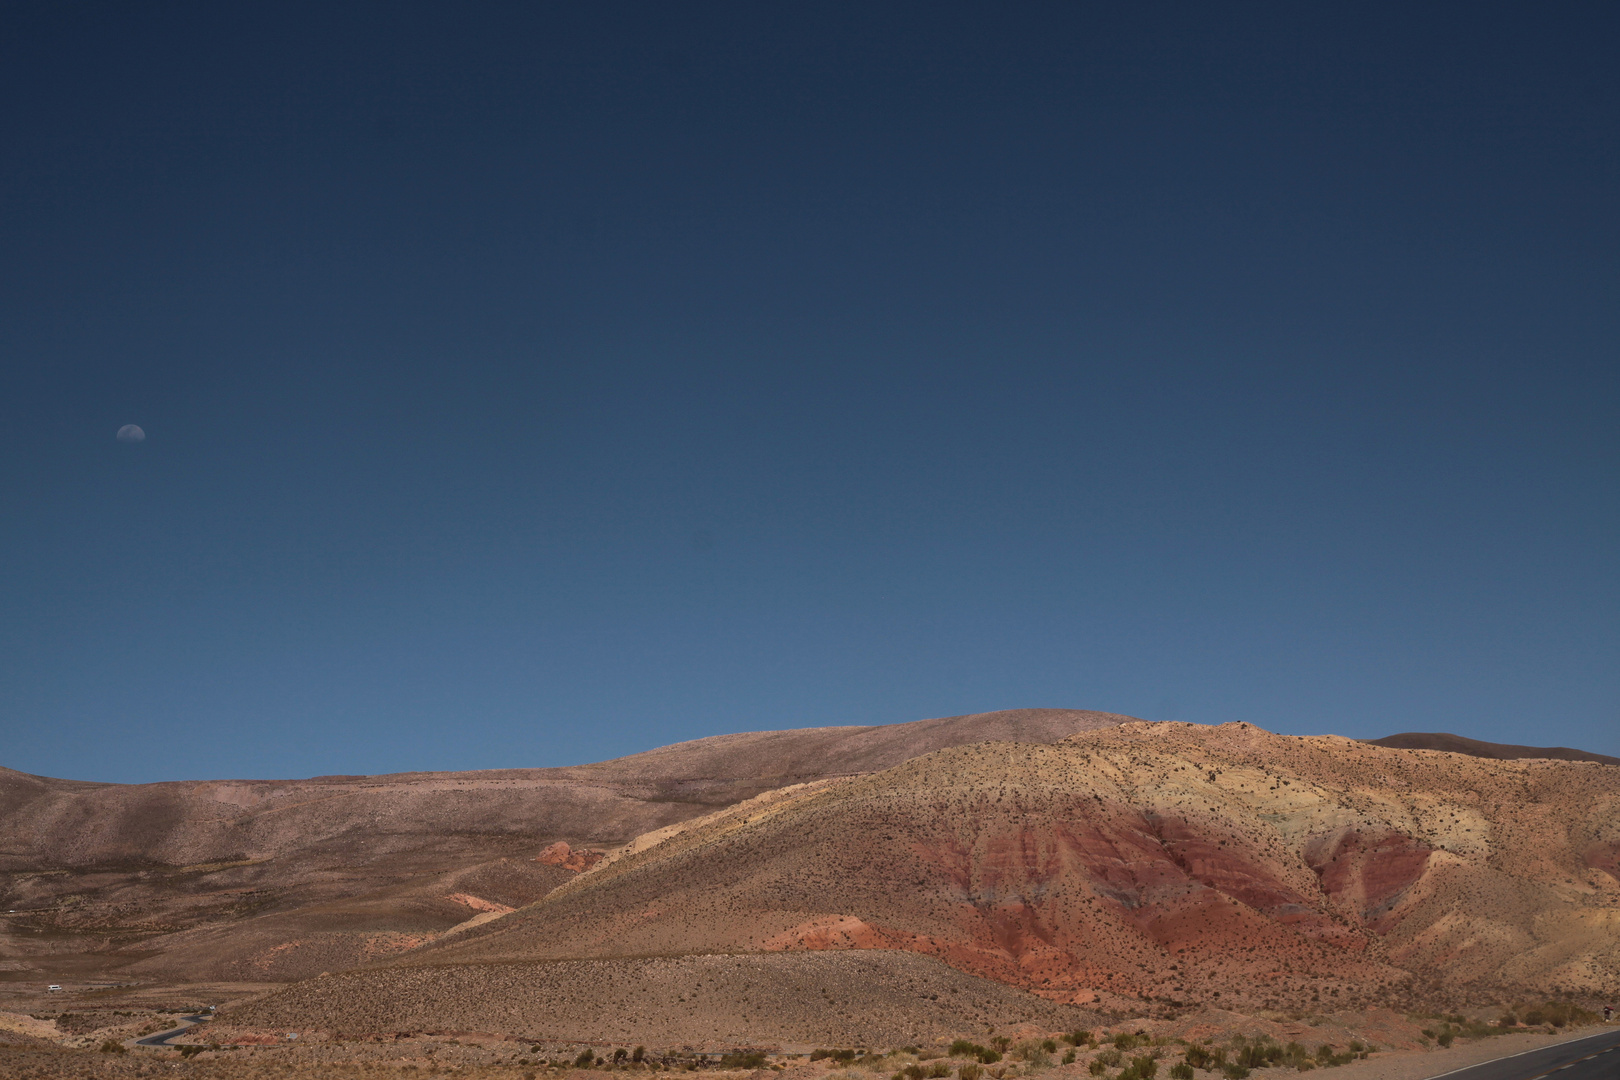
[578, 1049, 599, 1067]
[1096, 1049, 1123, 1068]
[1089, 1061, 1107, 1076]
[1170, 1065, 1194, 1080]
[1013, 1040, 1051, 1067]
[98, 1039, 127, 1054]
[951, 1041, 986, 1059]
[721, 1052, 767, 1069]
[1063, 1050, 1077, 1065]
[1182, 1045, 1220, 1072]
[636, 1047, 647, 1063]
[1064, 1031, 1092, 1047]
[1113, 1034, 1141, 1051]
[178, 1044, 204, 1058]
[960, 1064, 983, 1080]
[980, 1051, 1003, 1065]
[992, 1037, 1012, 1052]
[1221, 1066, 1249, 1080]
[1042, 1040, 1058, 1054]
[928, 1063, 952, 1078]
[1117, 1055, 1158, 1080]
[1436, 1032, 1454, 1048]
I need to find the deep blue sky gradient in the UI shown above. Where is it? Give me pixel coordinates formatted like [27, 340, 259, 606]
[2, 3, 1616, 782]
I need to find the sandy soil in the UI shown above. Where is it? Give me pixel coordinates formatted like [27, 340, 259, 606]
[1310, 1024, 1615, 1080]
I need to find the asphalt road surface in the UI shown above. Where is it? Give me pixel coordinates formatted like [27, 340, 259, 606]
[135, 1012, 211, 1048]
[1431, 1029, 1620, 1080]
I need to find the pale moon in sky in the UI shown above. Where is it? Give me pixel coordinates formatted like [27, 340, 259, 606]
[116, 424, 145, 443]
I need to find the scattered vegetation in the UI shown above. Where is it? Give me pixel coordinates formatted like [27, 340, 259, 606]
[719, 1051, 767, 1069]
[948, 1041, 1003, 1064]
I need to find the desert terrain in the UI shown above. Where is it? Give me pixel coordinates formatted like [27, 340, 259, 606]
[0, 709, 1130, 985]
[2, 712, 1616, 1078]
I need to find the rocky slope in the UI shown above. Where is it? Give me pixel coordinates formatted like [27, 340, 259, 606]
[321, 721, 1620, 1025]
[0, 708, 1130, 983]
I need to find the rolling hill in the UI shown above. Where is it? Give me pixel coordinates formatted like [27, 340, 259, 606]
[230, 721, 1620, 1042]
[0, 708, 1131, 984]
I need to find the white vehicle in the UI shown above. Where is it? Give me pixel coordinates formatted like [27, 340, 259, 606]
[47, 984, 62, 992]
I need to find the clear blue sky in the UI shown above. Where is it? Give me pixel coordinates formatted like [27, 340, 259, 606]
[2, 3, 1615, 783]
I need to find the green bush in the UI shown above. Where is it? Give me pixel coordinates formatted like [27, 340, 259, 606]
[1063, 1050, 1077, 1065]
[1065, 1031, 1093, 1047]
[1170, 1065, 1195, 1080]
[950, 1041, 986, 1059]
[577, 1050, 599, 1067]
[721, 1052, 767, 1069]
[960, 1064, 983, 1080]
[98, 1040, 127, 1054]
[1113, 1034, 1141, 1051]
[1096, 1049, 1124, 1068]
[1221, 1066, 1250, 1080]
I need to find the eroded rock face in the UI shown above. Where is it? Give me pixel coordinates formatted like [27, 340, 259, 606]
[421, 722, 1620, 1011]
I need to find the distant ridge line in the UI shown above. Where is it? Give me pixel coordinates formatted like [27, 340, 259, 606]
[1365, 731, 1620, 767]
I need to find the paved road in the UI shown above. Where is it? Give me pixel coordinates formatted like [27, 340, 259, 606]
[134, 1012, 211, 1048]
[1430, 1029, 1620, 1080]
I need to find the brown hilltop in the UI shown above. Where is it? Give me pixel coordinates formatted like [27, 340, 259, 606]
[1364, 732, 1620, 767]
[274, 720, 1620, 1036]
[0, 708, 1129, 984]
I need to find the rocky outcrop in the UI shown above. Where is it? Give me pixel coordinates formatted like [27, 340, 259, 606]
[536, 841, 605, 873]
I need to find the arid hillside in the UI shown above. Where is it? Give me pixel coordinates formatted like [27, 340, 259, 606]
[273, 720, 1620, 1032]
[0, 708, 1130, 984]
